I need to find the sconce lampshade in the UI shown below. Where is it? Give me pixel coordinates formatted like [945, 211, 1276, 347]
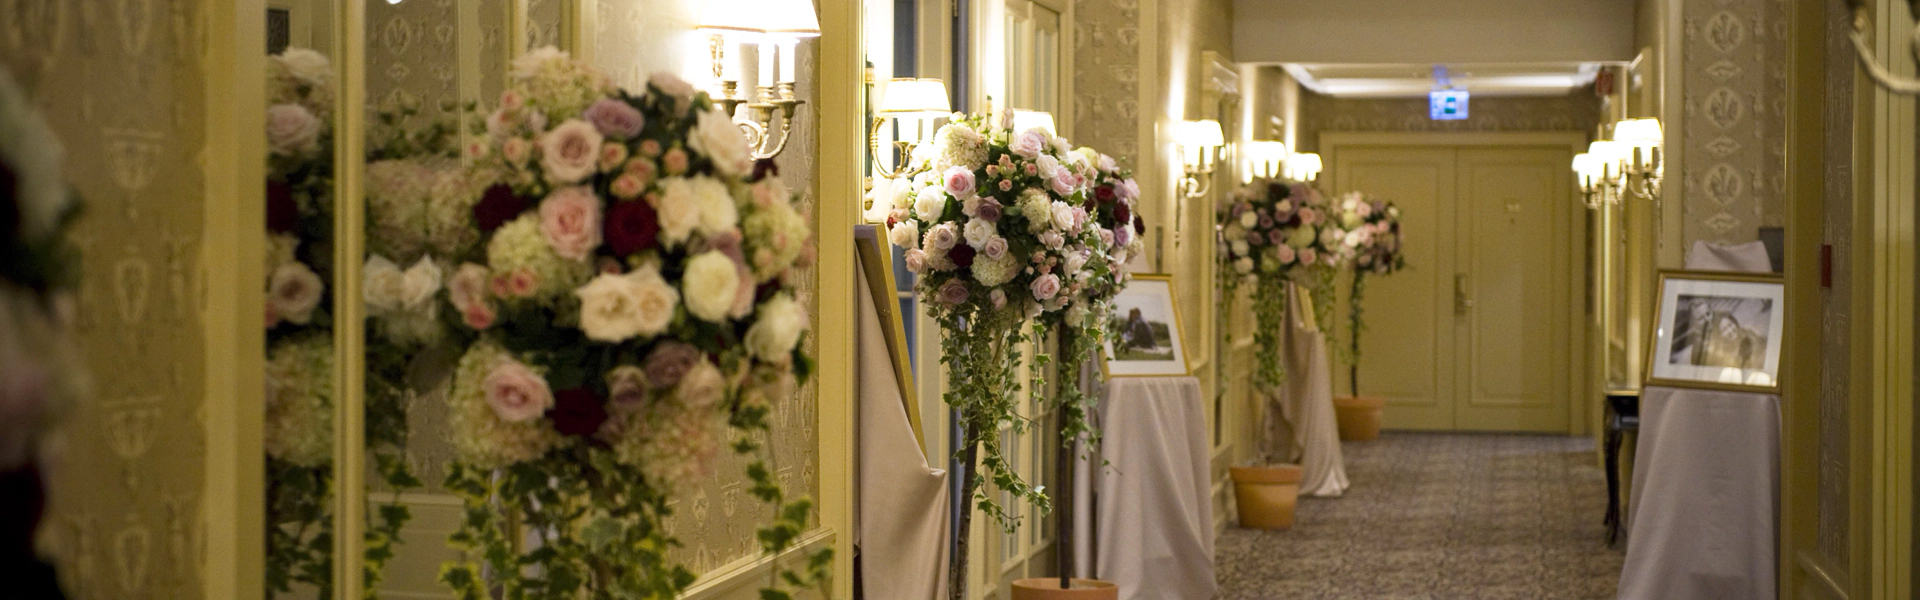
[1587, 140, 1628, 170]
[1287, 152, 1322, 180]
[878, 78, 952, 116]
[1246, 141, 1288, 163]
[1572, 152, 1596, 185]
[1011, 110, 1057, 135]
[1176, 120, 1225, 149]
[1611, 118, 1663, 147]
[696, 0, 821, 37]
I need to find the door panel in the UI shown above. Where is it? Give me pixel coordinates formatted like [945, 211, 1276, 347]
[1453, 148, 1572, 432]
[1335, 147, 1457, 430]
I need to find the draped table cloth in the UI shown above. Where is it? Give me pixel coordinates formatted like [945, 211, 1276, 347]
[1277, 283, 1349, 497]
[1072, 376, 1216, 600]
[1615, 241, 1779, 599]
[854, 267, 949, 600]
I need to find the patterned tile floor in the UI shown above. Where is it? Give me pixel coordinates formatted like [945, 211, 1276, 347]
[1215, 433, 1624, 599]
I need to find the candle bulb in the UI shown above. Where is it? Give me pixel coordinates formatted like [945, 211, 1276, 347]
[721, 38, 740, 83]
[758, 42, 775, 89]
[779, 39, 798, 84]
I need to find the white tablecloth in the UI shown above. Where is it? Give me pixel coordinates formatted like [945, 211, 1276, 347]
[1615, 386, 1779, 600]
[1278, 283, 1349, 497]
[1072, 376, 1216, 600]
[854, 267, 949, 600]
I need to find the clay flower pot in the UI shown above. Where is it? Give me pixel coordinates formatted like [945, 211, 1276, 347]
[1333, 395, 1386, 441]
[1229, 464, 1304, 529]
[1010, 578, 1119, 600]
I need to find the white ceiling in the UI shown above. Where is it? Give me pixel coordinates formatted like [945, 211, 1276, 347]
[1233, 0, 1637, 65]
[1283, 63, 1609, 99]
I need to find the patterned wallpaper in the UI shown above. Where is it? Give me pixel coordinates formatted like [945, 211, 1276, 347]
[2, 1, 211, 598]
[1296, 91, 1603, 152]
[1071, 0, 1142, 169]
[367, 0, 511, 128]
[592, 0, 823, 575]
[1679, 0, 1788, 245]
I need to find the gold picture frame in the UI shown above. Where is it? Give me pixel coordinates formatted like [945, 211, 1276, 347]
[854, 225, 924, 444]
[1100, 273, 1194, 378]
[1642, 269, 1787, 394]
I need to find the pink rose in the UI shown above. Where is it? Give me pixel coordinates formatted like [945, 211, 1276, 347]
[1276, 245, 1296, 264]
[977, 199, 1003, 222]
[903, 249, 927, 273]
[502, 138, 533, 165]
[643, 342, 702, 389]
[599, 142, 629, 173]
[937, 279, 970, 305]
[538, 186, 603, 261]
[638, 139, 663, 157]
[662, 148, 689, 174]
[989, 289, 1007, 309]
[498, 89, 525, 111]
[448, 263, 491, 311]
[649, 72, 697, 113]
[463, 303, 497, 329]
[539, 119, 605, 184]
[266, 104, 321, 156]
[1029, 274, 1061, 301]
[1010, 129, 1047, 158]
[584, 98, 646, 139]
[1039, 231, 1064, 249]
[1298, 248, 1317, 265]
[981, 237, 1008, 260]
[944, 166, 977, 200]
[509, 269, 539, 297]
[1049, 174, 1074, 196]
[483, 359, 553, 423]
[610, 172, 646, 199]
[606, 366, 649, 407]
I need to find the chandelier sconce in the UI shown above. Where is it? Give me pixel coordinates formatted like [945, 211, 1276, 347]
[1612, 118, 1664, 199]
[866, 78, 952, 181]
[1575, 141, 1628, 209]
[1244, 140, 1288, 182]
[1844, 0, 1920, 95]
[1284, 152, 1323, 183]
[696, 0, 820, 160]
[1175, 119, 1225, 198]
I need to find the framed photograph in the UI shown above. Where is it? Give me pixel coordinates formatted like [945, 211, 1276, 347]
[1101, 274, 1192, 377]
[1644, 270, 1786, 393]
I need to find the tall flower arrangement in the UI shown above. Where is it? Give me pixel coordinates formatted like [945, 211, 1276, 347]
[435, 48, 824, 599]
[1217, 177, 1349, 395]
[887, 111, 1112, 598]
[1331, 191, 1406, 394]
[1056, 148, 1143, 448]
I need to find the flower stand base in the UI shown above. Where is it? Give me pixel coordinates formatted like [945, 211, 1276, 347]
[1229, 464, 1304, 529]
[1011, 578, 1119, 600]
[1333, 395, 1386, 441]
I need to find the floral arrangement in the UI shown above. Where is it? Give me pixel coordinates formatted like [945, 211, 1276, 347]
[435, 48, 824, 599]
[263, 48, 431, 598]
[1331, 191, 1406, 393]
[1216, 177, 1349, 394]
[1053, 148, 1143, 448]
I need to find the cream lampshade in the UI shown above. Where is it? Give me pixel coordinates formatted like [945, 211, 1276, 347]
[1286, 152, 1322, 181]
[1176, 120, 1224, 167]
[879, 78, 951, 117]
[1245, 141, 1288, 180]
[696, 0, 822, 37]
[1011, 110, 1057, 135]
[1611, 118, 1663, 148]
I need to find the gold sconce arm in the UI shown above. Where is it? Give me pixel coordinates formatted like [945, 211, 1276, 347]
[1845, 0, 1920, 95]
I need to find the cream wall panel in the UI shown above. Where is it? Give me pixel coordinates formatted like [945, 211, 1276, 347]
[1231, 0, 1636, 64]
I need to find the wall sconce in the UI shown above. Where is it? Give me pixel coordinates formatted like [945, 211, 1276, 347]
[1843, 0, 1920, 94]
[1611, 117, 1663, 199]
[1011, 110, 1057, 135]
[1284, 152, 1322, 183]
[867, 78, 951, 181]
[1244, 141, 1288, 181]
[1576, 140, 1628, 209]
[1175, 119, 1225, 198]
[696, 0, 820, 160]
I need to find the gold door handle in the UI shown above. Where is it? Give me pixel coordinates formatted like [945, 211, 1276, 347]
[1455, 273, 1473, 316]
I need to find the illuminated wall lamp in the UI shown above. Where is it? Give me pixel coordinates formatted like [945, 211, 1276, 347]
[1842, 0, 1920, 94]
[1579, 140, 1629, 208]
[1611, 118, 1664, 199]
[1011, 110, 1057, 135]
[862, 78, 951, 222]
[1175, 119, 1225, 198]
[696, 0, 820, 160]
[1285, 152, 1322, 183]
[1244, 141, 1288, 182]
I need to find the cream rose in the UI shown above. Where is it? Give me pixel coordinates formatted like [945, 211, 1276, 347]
[963, 218, 998, 249]
[745, 294, 808, 363]
[674, 358, 727, 408]
[689, 108, 752, 176]
[689, 176, 739, 235]
[400, 256, 444, 311]
[654, 177, 702, 247]
[270, 261, 326, 324]
[575, 265, 678, 342]
[682, 250, 741, 323]
[362, 255, 407, 314]
[266, 103, 322, 156]
[448, 263, 491, 311]
[539, 119, 605, 184]
[888, 221, 920, 249]
[913, 186, 948, 220]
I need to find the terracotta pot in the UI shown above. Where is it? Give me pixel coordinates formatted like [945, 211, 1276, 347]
[1334, 395, 1386, 441]
[1010, 578, 1119, 600]
[1229, 464, 1304, 529]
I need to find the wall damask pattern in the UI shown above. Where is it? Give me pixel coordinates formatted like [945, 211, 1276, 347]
[593, 0, 823, 576]
[2, 1, 210, 598]
[1297, 92, 1602, 152]
[1071, 0, 1141, 169]
[1680, 0, 1788, 244]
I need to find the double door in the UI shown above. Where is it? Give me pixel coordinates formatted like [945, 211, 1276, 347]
[1330, 142, 1581, 433]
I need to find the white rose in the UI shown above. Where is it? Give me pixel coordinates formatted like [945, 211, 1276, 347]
[889, 177, 916, 209]
[362, 255, 407, 314]
[274, 48, 333, 90]
[682, 251, 741, 323]
[1050, 201, 1077, 232]
[626, 266, 680, 337]
[1235, 257, 1254, 274]
[575, 265, 680, 342]
[269, 262, 326, 325]
[1239, 211, 1258, 229]
[745, 294, 808, 363]
[654, 177, 702, 247]
[1036, 154, 1062, 179]
[690, 108, 753, 176]
[266, 104, 322, 156]
[963, 218, 998, 249]
[689, 176, 739, 235]
[888, 221, 920, 249]
[913, 186, 948, 220]
[1231, 240, 1249, 256]
[400, 256, 443, 311]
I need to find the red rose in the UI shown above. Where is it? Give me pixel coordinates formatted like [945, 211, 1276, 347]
[752, 158, 780, 181]
[1112, 202, 1131, 230]
[1133, 214, 1146, 235]
[549, 387, 610, 437]
[604, 199, 661, 255]
[949, 243, 976, 269]
[474, 184, 529, 232]
[266, 180, 297, 233]
[1094, 184, 1116, 204]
